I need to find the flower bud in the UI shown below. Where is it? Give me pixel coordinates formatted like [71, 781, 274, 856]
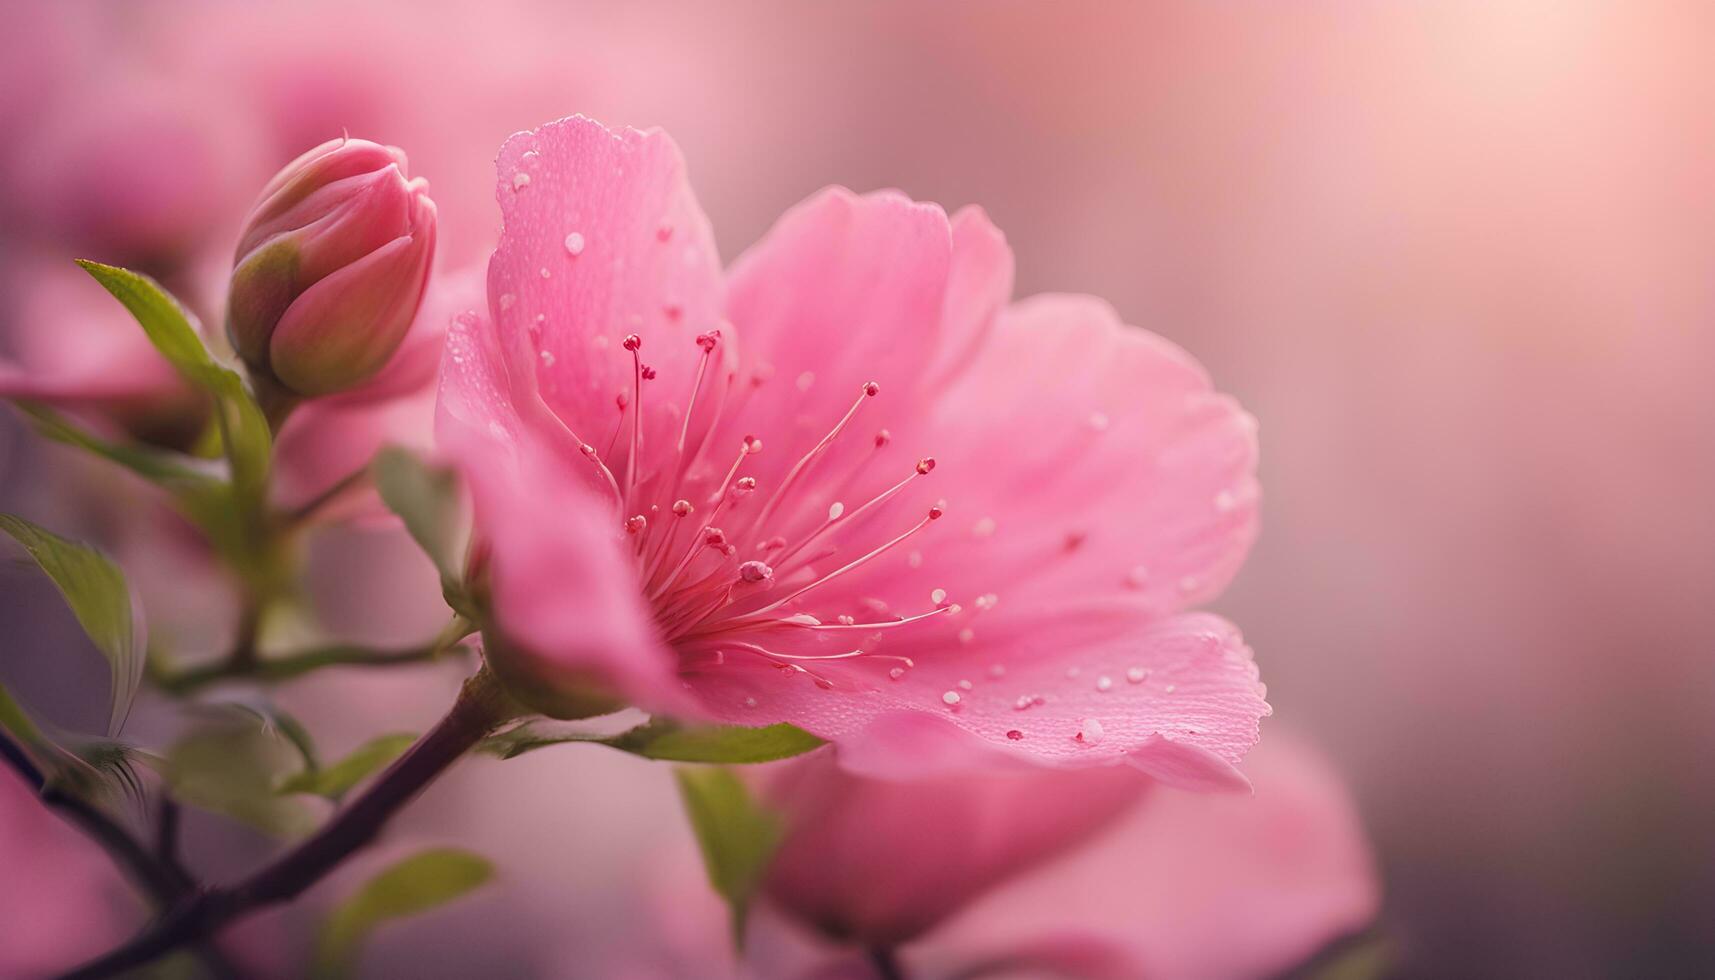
[226, 137, 436, 398]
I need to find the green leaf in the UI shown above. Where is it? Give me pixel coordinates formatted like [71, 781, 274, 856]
[280, 733, 415, 800]
[0, 682, 46, 749]
[75, 260, 271, 498]
[0, 514, 142, 737]
[617, 720, 825, 764]
[481, 717, 825, 765]
[16, 404, 222, 493]
[674, 766, 783, 943]
[314, 848, 494, 978]
[164, 720, 318, 838]
[372, 447, 464, 592]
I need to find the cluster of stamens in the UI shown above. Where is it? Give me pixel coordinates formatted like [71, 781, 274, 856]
[537, 328, 959, 690]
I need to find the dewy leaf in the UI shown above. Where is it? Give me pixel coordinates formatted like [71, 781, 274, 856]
[0, 514, 143, 737]
[372, 447, 464, 590]
[674, 766, 783, 943]
[280, 733, 416, 800]
[75, 260, 271, 498]
[314, 848, 494, 978]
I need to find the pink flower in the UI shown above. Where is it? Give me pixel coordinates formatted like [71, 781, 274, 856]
[439, 116, 1265, 785]
[590, 734, 1377, 980]
[0, 766, 133, 977]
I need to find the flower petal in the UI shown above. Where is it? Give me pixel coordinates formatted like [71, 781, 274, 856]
[685, 607, 1268, 788]
[486, 115, 725, 478]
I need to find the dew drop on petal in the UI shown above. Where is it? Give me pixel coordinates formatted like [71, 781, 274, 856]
[931, 588, 948, 605]
[957, 679, 973, 692]
[564, 232, 586, 256]
[942, 690, 962, 707]
[958, 628, 975, 645]
[512, 172, 531, 190]
[1095, 675, 1113, 692]
[1006, 729, 1024, 741]
[1126, 666, 1148, 684]
[1075, 718, 1105, 745]
[1165, 684, 1178, 694]
[889, 667, 905, 680]
[742, 696, 757, 709]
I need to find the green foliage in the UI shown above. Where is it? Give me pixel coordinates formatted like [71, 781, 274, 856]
[481, 717, 825, 765]
[75, 260, 272, 500]
[313, 848, 495, 978]
[164, 719, 318, 838]
[674, 766, 783, 943]
[17, 404, 223, 493]
[372, 447, 464, 587]
[0, 514, 142, 737]
[280, 733, 416, 800]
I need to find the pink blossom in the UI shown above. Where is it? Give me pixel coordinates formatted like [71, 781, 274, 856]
[0, 766, 133, 977]
[440, 116, 1265, 785]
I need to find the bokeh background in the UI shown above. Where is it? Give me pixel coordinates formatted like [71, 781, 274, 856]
[3, 2, 1713, 977]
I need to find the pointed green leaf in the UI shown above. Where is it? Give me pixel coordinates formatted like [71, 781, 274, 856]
[617, 720, 825, 764]
[314, 848, 494, 977]
[0, 514, 143, 737]
[280, 733, 416, 800]
[372, 447, 464, 591]
[75, 260, 271, 498]
[674, 766, 783, 943]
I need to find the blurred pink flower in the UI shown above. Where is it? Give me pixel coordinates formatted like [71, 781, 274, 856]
[439, 116, 1265, 785]
[759, 752, 1147, 947]
[0, 766, 133, 977]
[595, 734, 1375, 980]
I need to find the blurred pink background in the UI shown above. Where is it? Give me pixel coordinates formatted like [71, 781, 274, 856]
[2, 1, 1712, 977]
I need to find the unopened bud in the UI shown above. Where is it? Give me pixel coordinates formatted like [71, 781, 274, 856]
[226, 137, 436, 398]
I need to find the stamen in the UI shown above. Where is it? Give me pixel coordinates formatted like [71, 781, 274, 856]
[769, 458, 936, 574]
[720, 503, 946, 624]
[746, 382, 879, 542]
[624, 334, 645, 502]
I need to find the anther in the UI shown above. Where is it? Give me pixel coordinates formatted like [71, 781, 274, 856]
[704, 528, 728, 548]
[916, 457, 936, 475]
[733, 477, 757, 496]
[672, 499, 694, 517]
[696, 331, 720, 352]
[929, 503, 945, 520]
[862, 381, 880, 397]
[738, 561, 773, 584]
[623, 334, 642, 351]
[742, 435, 763, 455]
[642, 365, 657, 381]
[875, 429, 891, 448]
[625, 515, 648, 534]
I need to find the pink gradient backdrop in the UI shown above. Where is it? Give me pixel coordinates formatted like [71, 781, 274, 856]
[2, 1, 1711, 976]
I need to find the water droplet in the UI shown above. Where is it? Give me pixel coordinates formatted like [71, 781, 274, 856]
[957, 679, 973, 692]
[1095, 675, 1113, 692]
[931, 588, 948, 605]
[942, 690, 962, 707]
[826, 501, 845, 521]
[498, 293, 516, 311]
[1013, 695, 1035, 711]
[564, 231, 586, 256]
[1126, 666, 1149, 684]
[907, 550, 924, 568]
[512, 172, 531, 190]
[742, 696, 757, 709]
[958, 628, 975, 645]
[1075, 718, 1105, 745]
[539, 350, 556, 367]
[538, 267, 552, 279]
[1164, 684, 1177, 694]
[796, 370, 816, 391]
[889, 667, 906, 680]
[988, 664, 1006, 678]
[1006, 729, 1024, 741]
[974, 593, 998, 611]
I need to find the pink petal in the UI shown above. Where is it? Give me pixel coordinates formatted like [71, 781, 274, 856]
[438, 310, 695, 718]
[819, 292, 1260, 622]
[707, 189, 1012, 499]
[922, 734, 1380, 979]
[686, 606, 1268, 789]
[759, 749, 1148, 947]
[485, 115, 726, 479]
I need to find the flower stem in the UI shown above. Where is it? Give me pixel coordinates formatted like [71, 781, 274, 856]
[60, 665, 518, 980]
[153, 616, 475, 695]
